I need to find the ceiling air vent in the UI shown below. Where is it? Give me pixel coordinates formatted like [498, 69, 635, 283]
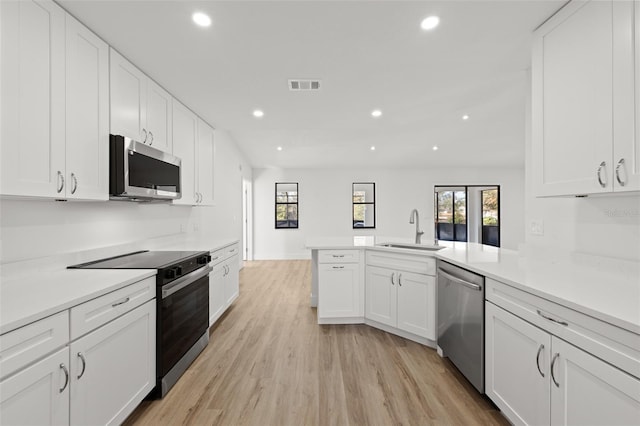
[289, 79, 321, 91]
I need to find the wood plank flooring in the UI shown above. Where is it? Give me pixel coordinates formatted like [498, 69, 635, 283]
[124, 260, 508, 426]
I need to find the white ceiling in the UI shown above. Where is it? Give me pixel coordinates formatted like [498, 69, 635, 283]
[59, 0, 564, 169]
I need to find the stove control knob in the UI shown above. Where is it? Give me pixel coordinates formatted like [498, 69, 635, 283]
[165, 269, 176, 279]
[197, 256, 208, 265]
[174, 266, 183, 276]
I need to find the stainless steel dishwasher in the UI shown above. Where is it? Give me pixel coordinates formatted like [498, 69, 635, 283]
[437, 260, 485, 393]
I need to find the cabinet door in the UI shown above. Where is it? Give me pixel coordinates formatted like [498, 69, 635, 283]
[396, 272, 434, 339]
[613, 1, 640, 191]
[172, 99, 197, 205]
[65, 14, 109, 201]
[365, 265, 396, 327]
[485, 302, 551, 426]
[70, 300, 155, 426]
[0, 347, 69, 426]
[197, 119, 215, 206]
[551, 337, 640, 426]
[209, 262, 226, 326]
[532, 1, 613, 196]
[110, 48, 147, 142]
[146, 79, 173, 153]
[0, 0, 65, 198]
[318, 263, 362, 319]
[224, 255, 240, 306]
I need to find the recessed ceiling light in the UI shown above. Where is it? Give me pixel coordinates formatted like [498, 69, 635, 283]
[432, 146, 439, 151]
[277, 146, 283, 151]
[421, 16, 440, 31]
[253, 109, 264, 118]
[192, 12, 211, 27]
[370, 146, 376, 151]
[462, 114, 470, 120]
[371, 109, 382, 118]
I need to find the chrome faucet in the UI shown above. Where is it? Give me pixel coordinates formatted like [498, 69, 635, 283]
[409, 209, 424, 244]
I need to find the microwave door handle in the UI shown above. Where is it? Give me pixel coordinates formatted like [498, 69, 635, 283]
[161, 266, 212, 299]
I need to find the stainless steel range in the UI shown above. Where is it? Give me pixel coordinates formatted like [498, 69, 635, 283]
[70, 250, 212, 397]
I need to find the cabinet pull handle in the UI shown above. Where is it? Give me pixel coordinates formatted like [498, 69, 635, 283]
[211, 256, 219, 261]
[57, 171, 65, 193]
[551, 353, 560, 388]
[536, 309, 568, 326]
[77, 352, 86, 379]
[398, 273, 402, 286]
[596, 161, 607, 188]
[59, 363, 69, 393]
[615, 158, 626, 186]
[141, 128, 148, 143]
[70, 173, 78, 195]
[332, 266, 344, 269]
[332, 255, 345, 258]
[536, 344, 545, 378]
[391, 272, 395, 285]
[112, 297, 130, 308]
[148, 131, 154, 146]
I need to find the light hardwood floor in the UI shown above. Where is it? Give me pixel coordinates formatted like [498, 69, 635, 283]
[125, 260, 508, 426]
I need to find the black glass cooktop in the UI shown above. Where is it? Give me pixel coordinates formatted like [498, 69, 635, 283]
[68, 250, 207, 270]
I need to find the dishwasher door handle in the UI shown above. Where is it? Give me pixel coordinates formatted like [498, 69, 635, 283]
[438, 269, 481, 291]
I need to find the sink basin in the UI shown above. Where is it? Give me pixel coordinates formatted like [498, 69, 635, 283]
[376, 242, 444, 251]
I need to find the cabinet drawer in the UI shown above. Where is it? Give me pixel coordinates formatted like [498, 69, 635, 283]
[210, 243, 239, 266]
[70, 277, 155, 340]
[366, 250, 435, 275]
[318, 250, 360, 264]
[0, 311, 69, 380]
[486, 278, 640, 379]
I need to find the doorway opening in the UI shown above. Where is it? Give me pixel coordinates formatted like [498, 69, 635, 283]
[434, 185, 500, 247]
[242, 179, 253, 261]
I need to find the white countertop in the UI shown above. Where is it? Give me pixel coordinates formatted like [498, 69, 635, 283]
[306, 236, 441, 257]
[0, 269, 155, 335]
[436, 243, 640, 335]
[0, 234, 240, 335]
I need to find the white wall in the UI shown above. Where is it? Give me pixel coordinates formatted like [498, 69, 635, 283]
[523, 79, 640, 261]
[0, 130, 251, 264]
[252, 167, 525, 259]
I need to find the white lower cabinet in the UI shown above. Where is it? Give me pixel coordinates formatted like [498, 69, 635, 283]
[209, 244, 240, 327]
[365, 264, 435, 340]
[69, 299, 156, 426]
[0, 347, 70, 426]
[486, 301, 640, 426]
[318, 263, 363, 321]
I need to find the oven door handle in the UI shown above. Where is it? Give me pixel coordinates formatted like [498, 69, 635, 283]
[437, 269, 481, 291]
[162, 265, 212, 299]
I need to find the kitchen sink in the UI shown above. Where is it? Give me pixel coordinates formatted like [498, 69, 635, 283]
[376, 242, 444, 251]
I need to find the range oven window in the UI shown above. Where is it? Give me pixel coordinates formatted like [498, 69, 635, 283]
[159, 274, 209, 376]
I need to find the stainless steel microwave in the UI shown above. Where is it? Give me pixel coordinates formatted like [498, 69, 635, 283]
[109, 134, 181, 201]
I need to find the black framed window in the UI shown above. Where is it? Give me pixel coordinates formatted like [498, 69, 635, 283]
[352, 182, 375, 228]
[275, 183, 298, 229]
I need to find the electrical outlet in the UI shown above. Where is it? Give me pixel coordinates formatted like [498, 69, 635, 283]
[530, 220, 544, 236]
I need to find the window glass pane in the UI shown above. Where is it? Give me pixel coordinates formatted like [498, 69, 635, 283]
[482, 189, 499, 225]
[353, 204, 374, 227]
[353, 183, 374, 202]
[276, 192, 288, 202]
[437, 191, 453, 224]
[454, 190, 466, 224]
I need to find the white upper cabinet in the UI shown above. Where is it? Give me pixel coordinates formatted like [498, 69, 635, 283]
[110, 48, 173, 152]
[172, 99, 198, 205]
[612, 1, 640, 191]
[1, 0, 108, 200]
[1, 0, 65, 198]
[197, 118, 215, 206]
[65, 14, 109, 201]
[532, 0, 639, 196]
